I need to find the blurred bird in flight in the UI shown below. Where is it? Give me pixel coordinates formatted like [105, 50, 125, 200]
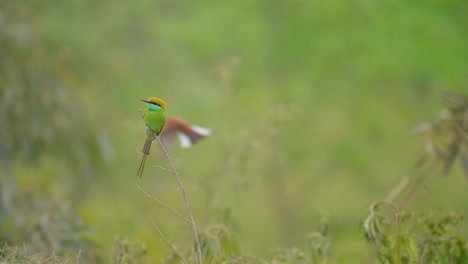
[160, 117, 211, 149]
[137, 97, 166, 178]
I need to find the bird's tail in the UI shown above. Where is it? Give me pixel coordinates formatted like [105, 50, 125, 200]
[178, 125, 211, 148]
[141, 139, 152, 155]
[137, 154, 147, 178]
[137, 139, 153, 178]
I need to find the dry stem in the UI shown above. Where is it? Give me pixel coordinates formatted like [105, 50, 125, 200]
[152, 219, 189, 264]
[74, 249, 82, 264]
[138, 185, 191, 224]
[138, 109, 203, 264]
[155, 135, 203, 264]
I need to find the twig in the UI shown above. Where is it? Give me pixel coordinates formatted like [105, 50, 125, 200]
[137, 185, 191, 224]
[398, 160, 439, 209]
[152, 219, 189, 264]
[138, 107, 203, 263]
[384, 176, 409, 202]
[152, 165, 175, 174]
[155, 135, 204, 264]
[74, 249, 82, 264]
[211, 240, 221, 264]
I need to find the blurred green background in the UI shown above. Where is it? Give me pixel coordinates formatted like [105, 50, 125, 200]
[1, 0, 468, 262]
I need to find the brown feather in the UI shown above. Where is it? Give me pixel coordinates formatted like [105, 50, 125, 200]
[187, 130, 206, 145]
[160, 117, 210, 148]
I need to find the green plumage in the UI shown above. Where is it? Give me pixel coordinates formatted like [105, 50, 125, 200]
[145, 106, 166, 136]
[137, 97, 166, 178]
[141, 109, 165, 156]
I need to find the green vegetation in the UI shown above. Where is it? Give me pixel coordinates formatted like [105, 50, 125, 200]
[1, 0, 468, 263]
[364, 205, 467, 264]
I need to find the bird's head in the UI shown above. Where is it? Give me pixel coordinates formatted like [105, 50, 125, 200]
[141, 97, 166, 111]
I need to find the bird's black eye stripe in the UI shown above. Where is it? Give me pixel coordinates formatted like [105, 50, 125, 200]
[150, 102, 161, 107]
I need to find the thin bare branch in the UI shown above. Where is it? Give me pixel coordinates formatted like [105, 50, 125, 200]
[152, 165, 175, 174]
[137, 185, 191, 224]
[210, 240, 222, 264]
[384, 176, 409, 202]
[155, 135, 204, 264]
[74, 249, 82, 264]
[152, 219, 189, 264]
[454, 124, 468, 149]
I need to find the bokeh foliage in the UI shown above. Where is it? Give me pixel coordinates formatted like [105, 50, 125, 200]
[1, 0, 468, 263]
[0, 1, 107, 170]
[364, 204, 467, 264]
[0, 1, 107, 260]
[415, 91, 468, 178]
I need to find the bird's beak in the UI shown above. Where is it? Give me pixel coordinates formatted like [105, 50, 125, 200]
[140, 99, 149, 103]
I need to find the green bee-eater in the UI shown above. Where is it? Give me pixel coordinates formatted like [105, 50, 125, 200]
[137, 97, 166, 178]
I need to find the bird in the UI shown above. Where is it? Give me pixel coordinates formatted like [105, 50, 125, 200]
[159, 117, 211, 149]
[137, 97, 166, 178]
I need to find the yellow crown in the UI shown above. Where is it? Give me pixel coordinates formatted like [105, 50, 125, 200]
[147, 97, 166, 110]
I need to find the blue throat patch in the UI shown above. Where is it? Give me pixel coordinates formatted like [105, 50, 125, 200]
[148, 103, 161, 111]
